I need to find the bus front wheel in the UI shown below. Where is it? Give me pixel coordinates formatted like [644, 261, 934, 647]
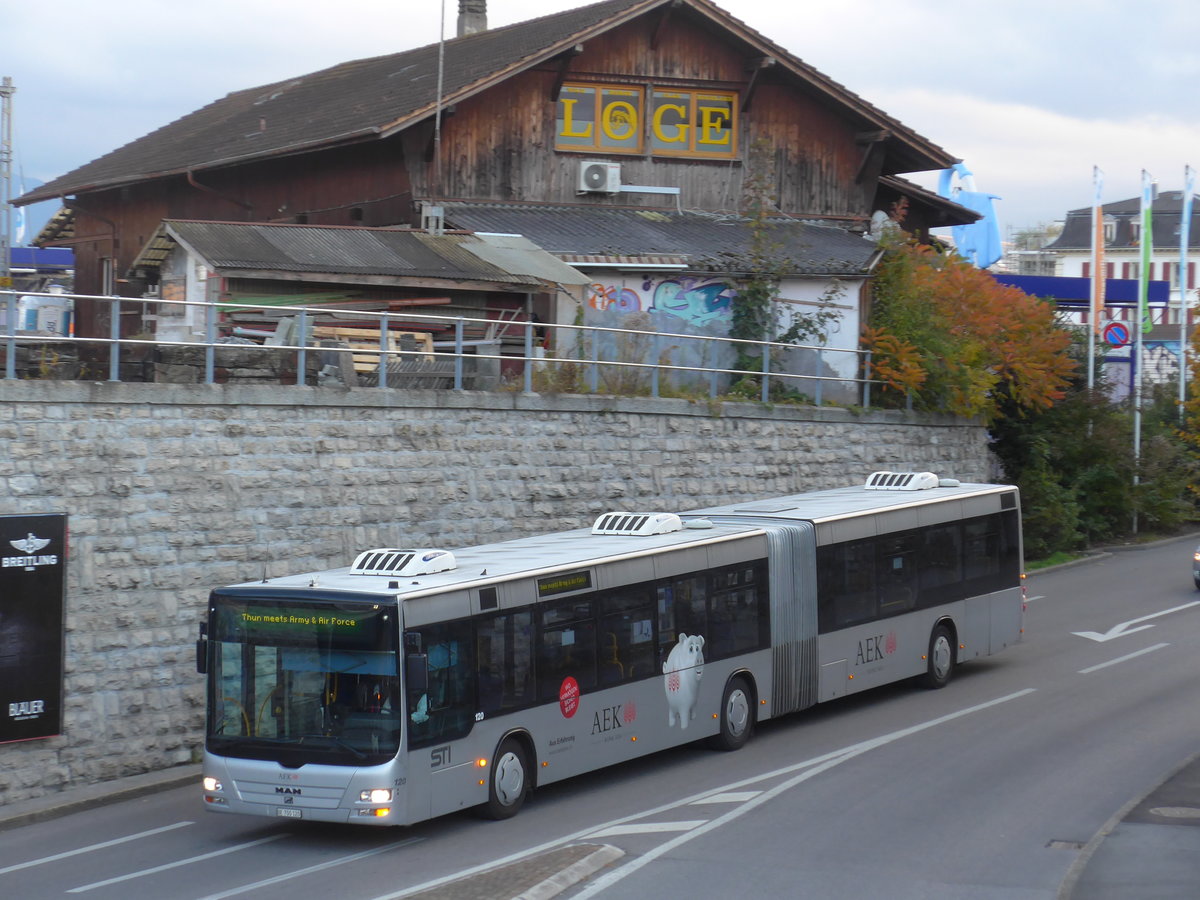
[922, 624, 956, 689]
[482, 737, 529, 820]
[711, 675, 753, 752]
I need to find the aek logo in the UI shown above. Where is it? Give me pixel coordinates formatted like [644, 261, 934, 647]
[591, 702, 636, 735]
[855, 632, 898, 665]
[2, 533, 58, 571]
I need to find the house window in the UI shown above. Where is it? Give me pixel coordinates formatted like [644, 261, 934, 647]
[555, 82, 737, 160]
[556, 84, 644, 154]
[648, 89, 737, 158]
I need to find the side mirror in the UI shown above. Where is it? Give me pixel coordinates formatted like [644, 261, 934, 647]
[196, 622, 208, 675]
[405, 653, 428, 693]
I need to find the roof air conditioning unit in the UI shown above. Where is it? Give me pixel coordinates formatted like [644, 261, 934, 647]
[592, 512, 683, 536]
[579, 161, 621, 194]
[350, 548, 457, 577]
[864, 471, 940, 491]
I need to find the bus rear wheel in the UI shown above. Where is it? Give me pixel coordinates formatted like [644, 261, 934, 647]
[711, 675, 753, 752]
[482, 737, 529, 820]
[922, 624, 955, 689]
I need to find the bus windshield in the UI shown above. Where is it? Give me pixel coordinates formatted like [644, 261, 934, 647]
[205, 593, 401, 766]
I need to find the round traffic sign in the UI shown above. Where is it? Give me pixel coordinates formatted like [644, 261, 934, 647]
[1103, 322, 1130, 347]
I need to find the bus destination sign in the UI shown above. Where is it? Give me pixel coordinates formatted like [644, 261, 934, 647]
[537, 571, 593, 598]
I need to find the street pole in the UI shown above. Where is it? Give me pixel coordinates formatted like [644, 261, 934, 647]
[0, 77, 15, 301]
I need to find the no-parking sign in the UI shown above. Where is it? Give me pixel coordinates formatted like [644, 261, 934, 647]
[1103, 322, 1130, 347]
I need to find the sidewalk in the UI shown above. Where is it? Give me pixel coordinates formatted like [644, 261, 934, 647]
[1060, 751, 1200, 899]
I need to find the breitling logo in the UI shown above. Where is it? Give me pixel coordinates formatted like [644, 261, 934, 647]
[10, 534, 51, 554]
[2, 533, 58, 570]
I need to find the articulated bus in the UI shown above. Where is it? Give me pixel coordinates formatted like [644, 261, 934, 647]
[197, 471, 1023, 825]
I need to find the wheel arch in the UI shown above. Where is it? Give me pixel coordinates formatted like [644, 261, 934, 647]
[724, 668, 759, 721]
[932, 615, 959, 662]
[496, 727, 538, 790]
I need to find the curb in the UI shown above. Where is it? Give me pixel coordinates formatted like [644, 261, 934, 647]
[514, 845, 625, 900]
[1057, 750, 1200, 900]
[1027, 530, 1200, 577]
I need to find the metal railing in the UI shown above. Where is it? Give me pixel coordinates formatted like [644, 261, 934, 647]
[1, 289, 879, 407]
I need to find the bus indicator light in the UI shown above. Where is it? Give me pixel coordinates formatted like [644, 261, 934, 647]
[476, 758, 488, 767]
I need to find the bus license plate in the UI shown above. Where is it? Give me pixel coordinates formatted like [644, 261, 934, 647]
[276, 807, 302, 819]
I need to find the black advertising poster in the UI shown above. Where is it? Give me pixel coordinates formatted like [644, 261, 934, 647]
[0, 513, 67, 743]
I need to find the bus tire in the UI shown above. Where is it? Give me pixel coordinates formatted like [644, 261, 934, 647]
[711, 675, 753, 752]
[922, 623, 955, 689]
[482, 737, 529, 820]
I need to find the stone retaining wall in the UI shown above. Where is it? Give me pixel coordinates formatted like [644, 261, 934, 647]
[0, 380, 992, 804]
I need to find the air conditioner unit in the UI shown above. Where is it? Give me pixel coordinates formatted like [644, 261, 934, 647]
[578, 161, 621, 194]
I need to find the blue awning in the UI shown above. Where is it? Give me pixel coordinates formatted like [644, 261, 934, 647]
[9, 247, 74, 272]
[992, 273, 1169, 306]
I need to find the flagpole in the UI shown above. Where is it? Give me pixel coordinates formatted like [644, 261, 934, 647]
[1180, 165, 1195, 420]
[1089, 166, 1105, 391]
[1134, 170, 1154, 534]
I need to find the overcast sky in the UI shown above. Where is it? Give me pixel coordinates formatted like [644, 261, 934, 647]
[5, 0, 1198, 238]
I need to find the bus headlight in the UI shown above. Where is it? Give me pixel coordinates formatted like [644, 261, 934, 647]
[359, 789, 393, 803]
[203, 777, 222, 792]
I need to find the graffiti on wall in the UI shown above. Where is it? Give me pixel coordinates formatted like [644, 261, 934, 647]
[587, 276, 736, 327]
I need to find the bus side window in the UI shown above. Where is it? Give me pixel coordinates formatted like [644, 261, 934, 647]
[538, 600, 597, 701]
[817, 539, 876, 632]
[405, 620, 475, 748]
[657, 576, 707, 667]
[476, 609, 533, 713]
[599, 588, 654, 684]
[706, 563, 768, 659]
[919, 523, 963, 606]
[876, 535, 917, 616]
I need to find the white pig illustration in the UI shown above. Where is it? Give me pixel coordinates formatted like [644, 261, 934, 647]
[662, 633, 705, 728]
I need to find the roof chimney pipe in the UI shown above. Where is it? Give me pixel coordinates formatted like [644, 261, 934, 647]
[457, 0, 487, 37]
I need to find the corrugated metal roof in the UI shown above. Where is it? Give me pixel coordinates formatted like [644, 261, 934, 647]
[467, 233, 590, 285]
[130, 221, 585, 288]
[18, 0, 954, 206]
[443, 203, 878, 276]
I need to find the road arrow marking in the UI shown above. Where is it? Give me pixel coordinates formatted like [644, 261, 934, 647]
[1072, 600, 1200, 642]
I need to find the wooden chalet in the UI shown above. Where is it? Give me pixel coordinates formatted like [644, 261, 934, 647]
[17, 0, 977, 346]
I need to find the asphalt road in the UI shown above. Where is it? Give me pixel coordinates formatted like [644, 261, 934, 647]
[2, 536, 1198, 899]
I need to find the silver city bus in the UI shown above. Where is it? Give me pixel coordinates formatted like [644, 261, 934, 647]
[197, 472, 1023, 825]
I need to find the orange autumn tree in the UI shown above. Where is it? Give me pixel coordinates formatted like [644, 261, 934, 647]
[863, 239, 1075, 421]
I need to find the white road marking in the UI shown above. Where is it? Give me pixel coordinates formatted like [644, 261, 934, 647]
[370, 688, 1037, 900]
[193, 838, 423, 900]
[689, 791, 761, 804]
[67, 834, 287, 893]
[588, 821, 708, 838]
[1078, 642, 1170, 674]
[1073, 601, 1200, 642]
[0, 821, 194, 876]
[571, 688, 1038, 899]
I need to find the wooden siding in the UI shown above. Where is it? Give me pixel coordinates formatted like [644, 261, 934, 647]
[61, 10, 895, 321]
[413, 16, 875, 218]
